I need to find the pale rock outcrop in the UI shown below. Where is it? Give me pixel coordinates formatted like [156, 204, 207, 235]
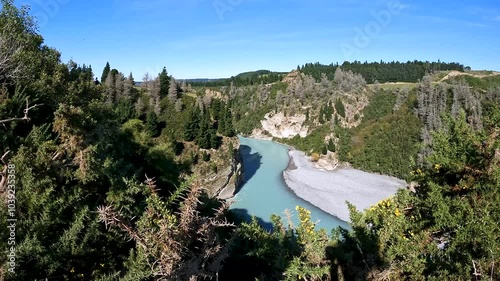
[313, 151, 339, 171]
[204, 89, 226, 101]
[204, 156, 242, 200]
[259, 112, 308, 139]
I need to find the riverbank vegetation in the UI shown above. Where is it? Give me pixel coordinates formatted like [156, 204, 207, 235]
[0, 1, 498, 280]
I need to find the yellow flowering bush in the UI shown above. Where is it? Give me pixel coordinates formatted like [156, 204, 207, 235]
[284, 206, 330, 280]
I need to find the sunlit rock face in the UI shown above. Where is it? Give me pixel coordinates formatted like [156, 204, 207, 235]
[259, 112, 309, 139]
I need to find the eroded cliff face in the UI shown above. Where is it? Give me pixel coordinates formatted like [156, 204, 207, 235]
[199, 138, 242, 200]
[253, 112, 309, 139]
[207, 154, 242, 200]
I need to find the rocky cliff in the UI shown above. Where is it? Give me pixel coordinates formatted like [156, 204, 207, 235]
[252, 112, 309, 139]
[201, 138, 243, 199]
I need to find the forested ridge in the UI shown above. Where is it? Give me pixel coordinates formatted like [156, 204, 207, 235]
[191, 60, 464, 87]
[1, 1, 499, 280]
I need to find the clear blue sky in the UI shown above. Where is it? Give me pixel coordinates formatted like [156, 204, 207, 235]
[16, 0, 500, 79]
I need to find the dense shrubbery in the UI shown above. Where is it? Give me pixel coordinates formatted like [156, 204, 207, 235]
[0, 2, 235, 279]
[346, 106, 421, 179]
[1, 1, 498, 280]
[279, 124, 332, 156]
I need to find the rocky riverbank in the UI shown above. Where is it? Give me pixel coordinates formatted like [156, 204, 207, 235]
[283, 149, 407, 222]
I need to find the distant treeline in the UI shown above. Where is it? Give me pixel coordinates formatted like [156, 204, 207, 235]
[190, 60, 464, 88]
[300, 60, 465, 83]
[190, 70, 287, 87]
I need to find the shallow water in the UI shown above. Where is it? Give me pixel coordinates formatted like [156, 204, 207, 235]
[230, 137, 349, 232]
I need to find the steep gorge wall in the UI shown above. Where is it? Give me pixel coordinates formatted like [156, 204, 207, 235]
[253, 112, 309, 139]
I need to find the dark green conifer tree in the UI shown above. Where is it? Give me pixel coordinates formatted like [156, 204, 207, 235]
[146, 110, 160, 137]
[196, 110, 211, 149]
[159, 67, 169, 98]
[183, 107, 200, 141]
[328, 139, 336, 152]
[101, 62, 110, 83]
[223, 104, 235, 137]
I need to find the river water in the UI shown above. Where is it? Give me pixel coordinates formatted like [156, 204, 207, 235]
[230, 137, 349, 232]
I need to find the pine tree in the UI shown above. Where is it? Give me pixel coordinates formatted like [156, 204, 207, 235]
[101, 62, 110, 83]
[319, 105, 325, 124]
[209, 124, 219, 149]
[223, 104, 235, 137]
[159, 67, 169, 98]
[197, 111, 211, 149]
[184, 107, 200, 141]
[146, 110, 159, 137]
[218, 106, 226, 135]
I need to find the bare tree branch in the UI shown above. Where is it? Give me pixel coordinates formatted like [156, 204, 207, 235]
[98, 180, 234, 280]
[0, 97, 43, 124]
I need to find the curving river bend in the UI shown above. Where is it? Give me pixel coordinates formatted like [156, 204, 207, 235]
[230, 137, 349, 231]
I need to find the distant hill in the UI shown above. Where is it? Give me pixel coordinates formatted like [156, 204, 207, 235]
[181, 78, 226, 83]
[233, 69, 288, 82]
[184, 70, 288, 87]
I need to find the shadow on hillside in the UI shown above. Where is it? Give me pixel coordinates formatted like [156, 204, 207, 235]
[221, 209, 289, 281]
[325, 225, 382, 281]
[235, 145, 262, 194]
[219, 212, 383, 281]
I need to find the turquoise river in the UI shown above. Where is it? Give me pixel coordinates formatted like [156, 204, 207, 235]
[230, 137, 349, 231]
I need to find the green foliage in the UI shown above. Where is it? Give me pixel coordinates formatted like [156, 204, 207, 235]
[300, 60, 464, 83]
[327, 139, 336, 152]
[333, 89, 420, 178]
[280, 124, 331, 155]
[183, 106, 200, 142]
[229, 208, 332, 281]
[333, 111, 500, 280]
[202, 151, 211, 162]
[101, 62, 110, 84]
[334, 99, 345, 118]
[191, 70, 287, 87]
[363, 90, 398, 121]
[2, 2, 497, 280]
[348, 107, 421, 178]
[159, 67, 169, 98]
[196, 110, 213, 149]
[145, 110, 161, 137]
[319, 102, 334, 124]
[334, 125, 352, 162]
[218, 102, 235, 137]
[448, 74, 500, 90]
